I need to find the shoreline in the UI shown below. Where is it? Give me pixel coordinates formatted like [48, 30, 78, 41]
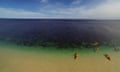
[0, 44, 120, 72]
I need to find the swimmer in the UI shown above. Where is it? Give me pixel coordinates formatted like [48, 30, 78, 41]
[74, 52, 78, 61]
[91, 41, 99, 52]
[114, 47, 120, 52]
[104, 54, 111, 61]
[95, 47, 99, 52]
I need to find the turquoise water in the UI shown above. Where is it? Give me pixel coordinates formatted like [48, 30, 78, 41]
[0, 41, 116, 57]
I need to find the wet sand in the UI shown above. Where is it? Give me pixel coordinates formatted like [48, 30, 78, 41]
[0, 47, 120, 72]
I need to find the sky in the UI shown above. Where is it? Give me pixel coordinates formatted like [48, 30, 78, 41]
[0, 0, 120, 19]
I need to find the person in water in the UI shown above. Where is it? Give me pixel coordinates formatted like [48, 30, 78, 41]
[114, 47, 120, 52]
[104, 54, 111, 61]
[91, 41, 99, 52]
[74, 52, 78, 60]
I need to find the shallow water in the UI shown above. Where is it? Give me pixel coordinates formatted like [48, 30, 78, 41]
[0, 43, 120, 72]
[0, 19, 120, 72]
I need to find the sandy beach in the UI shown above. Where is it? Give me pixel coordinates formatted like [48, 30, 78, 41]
[0, 47, 120, 72]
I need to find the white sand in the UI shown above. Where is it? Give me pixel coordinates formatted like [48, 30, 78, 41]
[0, 48, 120, 72]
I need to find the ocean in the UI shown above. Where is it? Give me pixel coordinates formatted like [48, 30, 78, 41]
[0, 19, 120, 48]
[0, 19, 120, 72]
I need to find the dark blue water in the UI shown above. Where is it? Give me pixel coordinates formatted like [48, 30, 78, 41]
[0, 19, 120, 48]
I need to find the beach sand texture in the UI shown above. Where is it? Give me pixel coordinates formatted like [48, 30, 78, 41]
[0, 48, 120, 72]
